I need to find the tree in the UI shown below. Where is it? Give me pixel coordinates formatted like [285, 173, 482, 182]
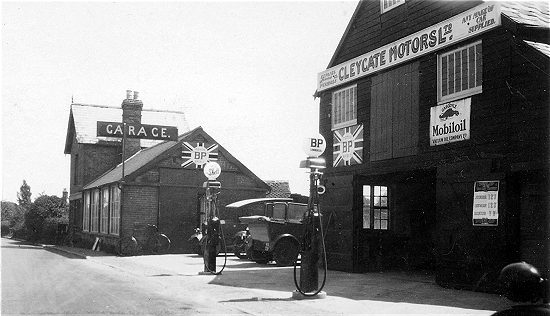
[1, 201, 26, 236]
[17, 180, 32, 210]
[25, 195, 68, 241]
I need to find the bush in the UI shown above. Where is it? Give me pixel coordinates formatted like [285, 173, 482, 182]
[1, 220, 10, 237]
[24, 195, 68, 242]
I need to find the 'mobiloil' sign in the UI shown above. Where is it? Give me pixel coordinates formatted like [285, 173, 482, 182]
[97, 121, 178, 140]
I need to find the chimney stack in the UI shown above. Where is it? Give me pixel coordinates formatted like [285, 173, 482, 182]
[121, 90, 143, 158]
[62, 188, 68, 206]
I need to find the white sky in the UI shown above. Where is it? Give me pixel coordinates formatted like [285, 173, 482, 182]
[1, 1, 358, 202]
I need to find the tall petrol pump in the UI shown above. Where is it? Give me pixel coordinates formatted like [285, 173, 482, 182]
[199, 161, 227, 275]
[293, 134, 328, 299]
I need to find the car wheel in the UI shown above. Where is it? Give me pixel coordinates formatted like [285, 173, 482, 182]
[248, 249, 269, 264]
[273, 239, 299, 267]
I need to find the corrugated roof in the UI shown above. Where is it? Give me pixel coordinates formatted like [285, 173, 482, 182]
[525, 40, 550, 57]
[69, 103, 189, 148]
[500, 1, 550, 28]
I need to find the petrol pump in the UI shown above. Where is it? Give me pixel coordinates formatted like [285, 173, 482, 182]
[199, 161, 227, 275]
[293, 135, 328, 299]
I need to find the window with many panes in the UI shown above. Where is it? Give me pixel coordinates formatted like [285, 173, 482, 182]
[110, 185, 120, 235]
[381, 0, 405, 13]
[362, 185, 389, 230]
[90, 189, 100, 232]
[438, 41, 482, 103]
[83, 191, 90, 232]
[100, 187, 109, 234]
[332, 85, 357, 130]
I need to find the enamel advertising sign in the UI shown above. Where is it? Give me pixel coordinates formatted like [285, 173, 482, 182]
[430, 98, 471, 146]
[333, 124, 364, 167]
[317, 3, 501, 91]
[473, 180, 499, 226]
[181, 142, 219, 168]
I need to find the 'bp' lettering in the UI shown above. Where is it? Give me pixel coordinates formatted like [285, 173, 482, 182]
[194, 152, 207, 160]
[311, 138, 324, 148]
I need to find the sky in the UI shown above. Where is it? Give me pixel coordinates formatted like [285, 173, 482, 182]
[1, 1, 358, 203]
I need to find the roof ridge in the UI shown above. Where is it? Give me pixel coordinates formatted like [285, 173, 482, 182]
[72, 103, 186, 114]
[71, 103, 118, 109]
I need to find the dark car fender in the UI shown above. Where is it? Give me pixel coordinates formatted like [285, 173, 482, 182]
[271, 234, 300, 252]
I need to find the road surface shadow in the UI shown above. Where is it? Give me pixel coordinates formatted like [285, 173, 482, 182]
[208, 266, 509, 311]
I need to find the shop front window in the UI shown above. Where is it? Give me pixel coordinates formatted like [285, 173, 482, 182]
[363, 185, 389, 230]
[109, 185, 120, 235]
[83, 191, 90, 232]
[90, 189, 100, 232]
[100, 187, 109, 234]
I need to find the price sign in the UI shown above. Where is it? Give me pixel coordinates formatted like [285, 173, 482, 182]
[473, 180, 499, 226]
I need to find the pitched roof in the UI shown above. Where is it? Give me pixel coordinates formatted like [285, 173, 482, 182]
[500, 1, 549, 28]
[83, 127, 270, 192]
[324, 1, 549, 71]
[265, 180, 291, 198]
[83, 136, 183, 190]
[524, 40, 550, 57]
[64, 103, 189, 154]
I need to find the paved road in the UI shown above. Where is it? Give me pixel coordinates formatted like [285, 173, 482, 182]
[1, 238, 243, 315]
[2, 238, 508, 315]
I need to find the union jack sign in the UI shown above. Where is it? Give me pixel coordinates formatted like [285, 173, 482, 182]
[181, 142, 218, 168]
[333, 124, 363, 167]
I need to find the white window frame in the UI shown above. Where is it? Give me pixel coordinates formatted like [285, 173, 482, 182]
[381, 0, 405, 14]
[362, 185, 389, 230]
[100, 187, 109, 234]
[83, 191, 90, 232]
[438, 41, 483, 104]
[90, 189, 100, 232]
[109, 185, 120, 236]
[331, 84, 357, 131]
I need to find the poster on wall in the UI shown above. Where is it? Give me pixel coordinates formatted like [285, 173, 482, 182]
[181, 142, 218, 168]
[333, 124, 363, 167]
[473, 180, 499, 226]
[430, 98, 471, 146]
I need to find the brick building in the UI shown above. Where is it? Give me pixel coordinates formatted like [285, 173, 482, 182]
[65, 92, 269, 253]
[316, 1, 548, 291]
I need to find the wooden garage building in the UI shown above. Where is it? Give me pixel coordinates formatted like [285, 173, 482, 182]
[316, 0, 548, 291]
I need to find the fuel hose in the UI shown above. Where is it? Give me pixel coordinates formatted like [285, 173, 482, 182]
[202, 222, 228, 275]
[293, 203, 328, 297]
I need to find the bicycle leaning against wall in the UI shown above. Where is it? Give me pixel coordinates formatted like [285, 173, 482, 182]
[117, 224, 171, 256]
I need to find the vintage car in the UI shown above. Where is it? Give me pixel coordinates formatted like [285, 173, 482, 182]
[227, 198, 308, 266]
[189, 197, 291, 256]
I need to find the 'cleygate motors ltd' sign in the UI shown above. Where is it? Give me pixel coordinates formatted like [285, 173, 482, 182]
[97, 121, 178, 140]
[317, 2, 501, 91]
